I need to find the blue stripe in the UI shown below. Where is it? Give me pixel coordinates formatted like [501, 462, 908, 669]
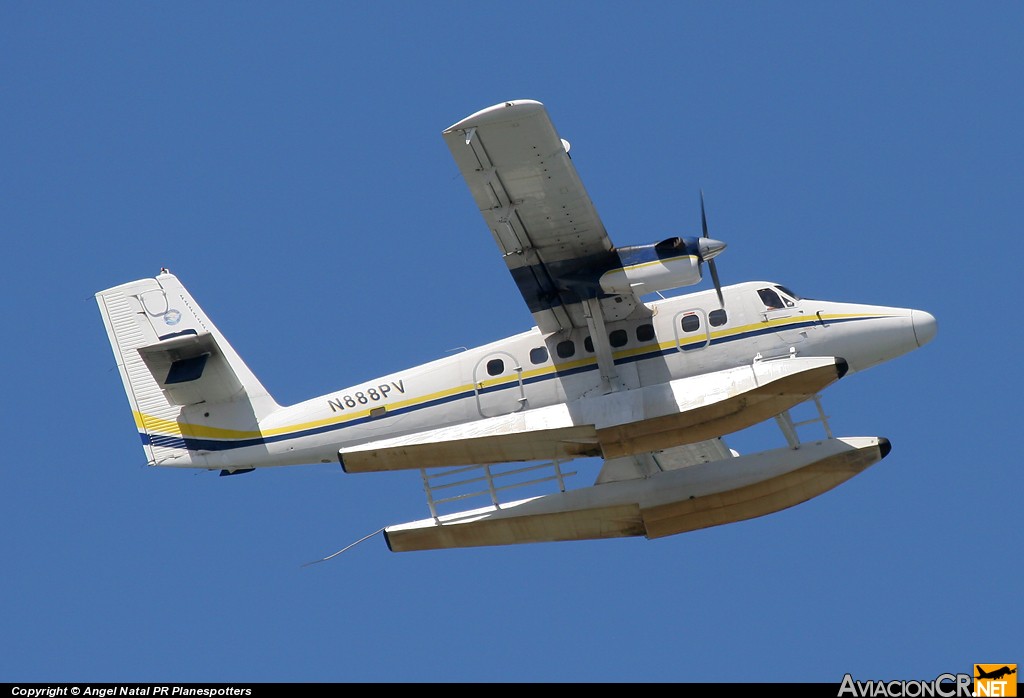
[142, 314, 882, 453]
[142, 432, 188, 450]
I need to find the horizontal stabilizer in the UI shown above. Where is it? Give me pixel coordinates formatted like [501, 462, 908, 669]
[136, 330, 245, 405]
[384, 436, 889, 552]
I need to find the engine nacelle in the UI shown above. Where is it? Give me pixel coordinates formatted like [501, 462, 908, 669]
[599, 237, 704, 295]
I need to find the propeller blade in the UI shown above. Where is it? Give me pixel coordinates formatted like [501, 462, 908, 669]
[699, 189, 724, 307]
[700, 189, 709, 238]
[709, 258, 724, 308]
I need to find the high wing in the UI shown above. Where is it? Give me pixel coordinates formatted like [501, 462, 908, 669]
[443, 99, 650, 334]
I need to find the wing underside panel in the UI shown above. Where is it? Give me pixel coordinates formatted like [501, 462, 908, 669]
[443, 100, 648, 333]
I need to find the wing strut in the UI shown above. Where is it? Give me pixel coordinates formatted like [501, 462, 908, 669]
[582, 297, 621, 393]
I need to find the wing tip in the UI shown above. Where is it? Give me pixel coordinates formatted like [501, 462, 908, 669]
[444, 99, 545, 134]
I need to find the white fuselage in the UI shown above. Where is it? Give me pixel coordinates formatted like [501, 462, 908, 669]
[185, 281, 935, 471]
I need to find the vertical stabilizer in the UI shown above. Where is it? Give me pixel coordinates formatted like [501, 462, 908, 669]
[96, 270, 280, 467]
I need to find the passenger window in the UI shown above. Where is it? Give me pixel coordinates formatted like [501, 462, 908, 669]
[709, 309, 728, 327]
[584, 336, 594, 353]
[636, 324, 655, 342]
[486, 359, 504, 376]
[757, 288, 784, 310]
[681, 314, 700, 332]
[556, 340, 575, 359]
[529, 346, 548, 364]
[609, 329, 628, 347]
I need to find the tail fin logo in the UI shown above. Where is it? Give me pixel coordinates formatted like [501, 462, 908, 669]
[974, 665, 1017, 697]
[163, 309, 181, 325]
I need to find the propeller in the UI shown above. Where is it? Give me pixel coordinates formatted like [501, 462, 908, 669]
[697, 189, 726, 307]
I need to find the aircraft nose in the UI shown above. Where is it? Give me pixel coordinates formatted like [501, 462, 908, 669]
[911, 310, 937, 347]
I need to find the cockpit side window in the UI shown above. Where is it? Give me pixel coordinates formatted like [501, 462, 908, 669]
[757, 287, 784, 310]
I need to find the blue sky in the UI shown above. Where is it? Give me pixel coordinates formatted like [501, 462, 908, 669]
[2, 1, 1020, 683]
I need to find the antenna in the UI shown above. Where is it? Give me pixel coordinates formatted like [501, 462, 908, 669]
[302, 527, 385, 567]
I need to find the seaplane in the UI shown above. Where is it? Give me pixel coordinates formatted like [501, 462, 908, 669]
[95, 99, 937, 553]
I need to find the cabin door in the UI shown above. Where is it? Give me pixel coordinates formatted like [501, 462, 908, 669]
[473, 352, 526, 418]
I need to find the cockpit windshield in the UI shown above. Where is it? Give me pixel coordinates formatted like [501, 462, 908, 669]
[774, 285, 801, 301]
[758, 286, 800, 310]
[757, 287, 785, 310]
